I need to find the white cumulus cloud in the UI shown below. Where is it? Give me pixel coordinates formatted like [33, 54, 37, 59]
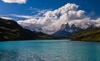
[17, 3, 100, 34]
[2, 0, 27, 4]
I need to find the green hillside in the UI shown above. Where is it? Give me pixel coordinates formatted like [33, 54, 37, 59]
[0, 18, 62, 41]
[70, 28, 100, 41]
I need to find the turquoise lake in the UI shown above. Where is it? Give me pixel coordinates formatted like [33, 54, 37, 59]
[0, 40, 100, 61]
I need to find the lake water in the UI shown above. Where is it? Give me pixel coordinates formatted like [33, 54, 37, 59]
[0, 40, 100, 61]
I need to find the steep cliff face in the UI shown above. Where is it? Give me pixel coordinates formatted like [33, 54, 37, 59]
[52, 23, 81, 37]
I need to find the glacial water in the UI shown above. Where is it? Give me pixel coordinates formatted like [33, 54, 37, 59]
[0, 40, 100, 61]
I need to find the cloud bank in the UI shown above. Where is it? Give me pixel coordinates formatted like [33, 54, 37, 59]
[17, 3, 100, 34]
[1, 17, 13, 20]
[10, 14, 34, 19]
[2, 0, 27, 4]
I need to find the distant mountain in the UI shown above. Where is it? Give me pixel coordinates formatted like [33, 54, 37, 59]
[0, 18, 62, 41]
[22, 24, 43, 32]
[18, 23, 57, 34]
[52, 23, 81, 37]
[70, 27, 100, 41]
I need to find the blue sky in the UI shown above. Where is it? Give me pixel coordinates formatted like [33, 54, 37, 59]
[0, 0, 100, 20]
[1, 0, 100, 34]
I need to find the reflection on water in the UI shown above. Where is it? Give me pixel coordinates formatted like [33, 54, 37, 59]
[0, 40, 100, 61]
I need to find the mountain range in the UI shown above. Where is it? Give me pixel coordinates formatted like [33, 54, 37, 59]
[52, 23, 81, 37]
[0, 18, 63, 41]
[21, 22, 97, 38]
[1, 17, 100, 41]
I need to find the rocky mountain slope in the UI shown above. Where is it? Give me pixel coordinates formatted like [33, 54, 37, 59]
[52, 23, 81, 37]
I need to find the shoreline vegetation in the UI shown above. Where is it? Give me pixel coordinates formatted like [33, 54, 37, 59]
[70, 28, 100, 42]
